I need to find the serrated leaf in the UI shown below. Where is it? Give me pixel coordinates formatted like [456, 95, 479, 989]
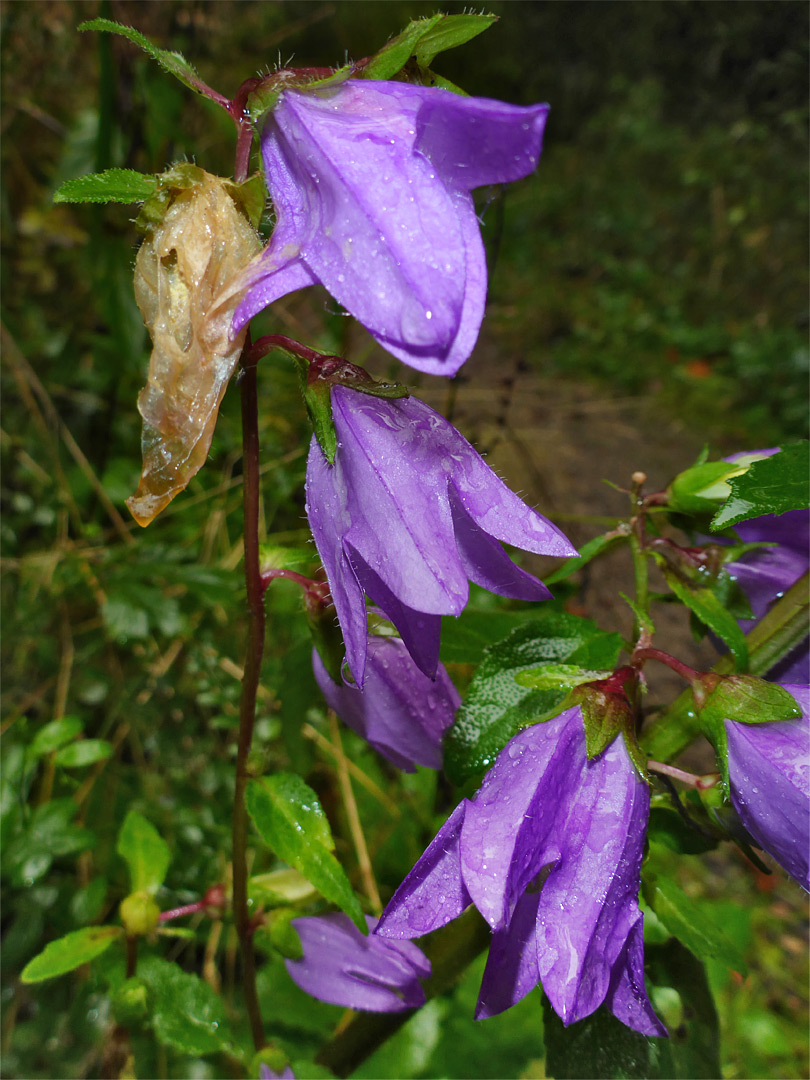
[79, 19, 217, 101]
[21, 926, 122, 983]
[711, 443, 810, 530]
[650, 878, 747, 975]
[30, 716, 83, 757]
[246, 775, 365, 932]
[439, 608, 540, 665]
[53, 169, 157, 205]
[542, 994, 661, 1079]
[444, 614, 623, 785]
[414, 14, 498, 68]
[361, 15, 444, 80]
[54, 739, 112, 768]
[660, 565, 748, 670]
[544, 530, 625, 585]
[139, 955, 232, 1055]
[116, 811, 170, 895]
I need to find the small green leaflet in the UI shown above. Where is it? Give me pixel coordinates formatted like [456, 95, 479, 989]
[711, 442, 810, 530]
[53, 169, 157, 205]
[667, 459, 741, 514]
[53, 739, 112, 768]
[246, 774, 366, 932]
[660, 565, 749, 671]
[30, 716, 83, 757]
[21, 926, 122, 983]
[514, 664, 613, 690]
[116, 810, 171, 896]
[79, 19, 219, 102]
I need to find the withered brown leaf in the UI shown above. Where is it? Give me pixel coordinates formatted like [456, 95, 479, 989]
[127, 168, 262, 526]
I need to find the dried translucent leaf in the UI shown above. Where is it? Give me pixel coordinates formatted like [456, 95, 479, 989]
[127, 170, 262, 526]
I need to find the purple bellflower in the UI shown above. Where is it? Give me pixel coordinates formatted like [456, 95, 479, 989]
[312, 636, 460, 771]
[285, 913, 430, 1012]
[376, 707, 665, 1036]
[306, 386, 576, 686]
[233, 80, 549, 375]
[725, 683, 809, 890]
[259, 1065, 294, 1080]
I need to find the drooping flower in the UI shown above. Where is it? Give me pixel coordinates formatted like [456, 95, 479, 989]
[233, 80, 549, 375]
[306, 386, 576, 685]
[312, 635, 460, 771]
[259, 1064, 295, 1080]
[725, 684, 809, 890]
[285, 913, 430, 1012]
[376, 707, 665, 1036]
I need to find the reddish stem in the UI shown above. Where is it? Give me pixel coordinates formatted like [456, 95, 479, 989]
[633, 647, 702, 685]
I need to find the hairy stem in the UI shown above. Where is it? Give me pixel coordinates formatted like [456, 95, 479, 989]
[233, 340, 266, 1051]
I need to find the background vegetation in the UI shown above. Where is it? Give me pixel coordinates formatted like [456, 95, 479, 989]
[2, 3, 807, 1078]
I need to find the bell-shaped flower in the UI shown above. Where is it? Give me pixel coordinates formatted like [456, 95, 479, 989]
[725, 684, 809, 890]
[313, 635, 460, 771]
[285, 913, 430, 1012]
[233, 80, 549, 375]
[259, 1065, 294, 1080]
[376, 707, 665, 1036]
[306, 386, 576, 685]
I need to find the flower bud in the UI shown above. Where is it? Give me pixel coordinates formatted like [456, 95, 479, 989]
[120, 890, 161, 937]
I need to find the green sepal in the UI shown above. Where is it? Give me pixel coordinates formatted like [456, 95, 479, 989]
[694, 675, 801, 786]
[246, 65, 355, 125]
[294, 355, 337, 464]
[666, 458, 745, 514]
[78, 18, 220, 102]
[359, 13, 497, 82]
[711, 442, 810, 530]
[53, 168, 157, 205]
[569, 668, 647, 777]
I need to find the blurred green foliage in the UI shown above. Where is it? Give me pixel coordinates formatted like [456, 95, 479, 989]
[1, 3, 807, 1078]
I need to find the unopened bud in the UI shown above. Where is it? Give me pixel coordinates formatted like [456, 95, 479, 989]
[120, 891, 161, 937]
[632, 471, 647, 486]
[202, 883, 228, 918]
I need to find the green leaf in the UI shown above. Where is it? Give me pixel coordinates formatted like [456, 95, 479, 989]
[78, 19, 217, 101]
[21, 926, 122, 983]
[2, 799, 95, 886]
[53, 169, 157, 205]
[544, 530, 625, 585]
[414, 14, 499, 68]
[53, 739, 113, 768]
[645, 940, 722, 1078]
[361, 15, 444, 80]
[711, 443, 810, 530]
[139, 955, 232, 1055]
[30, 716, 83, 757]
[246, 775, 365, 932]
[649, 878, 747, 975]
[439, 608, 540, 665]
[647, 807, 717, 856]
[116, 810, 171, 895]
[660, 565, 748, 670]
[444, 614, 623, 785]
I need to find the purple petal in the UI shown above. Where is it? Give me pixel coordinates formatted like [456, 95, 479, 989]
[449, 483, 552, 602]
[259, 1066, 295, 1080]
[286, 914, 430, 1012]
[312, 638, 459, 771]
[460, 712, 581, 929]
[415, 95, 549, 189]
[725, 684, 809, 890]
[535, 733, 652, 1027]
[333, 389, 469, 614]
[305, 437, 369, 685]
[475, 889, 542, 1019]
[603, 919, 668, 1037]
[376, 801, 472, 938]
